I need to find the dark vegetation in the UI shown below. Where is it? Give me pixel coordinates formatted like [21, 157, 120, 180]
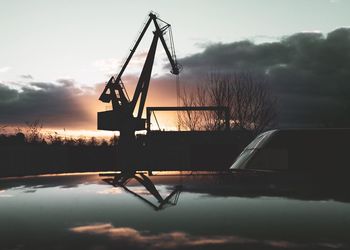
[0, 121, 119, 177]
[0, 120, 254, 178]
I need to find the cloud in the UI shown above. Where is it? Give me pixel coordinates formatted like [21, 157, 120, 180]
[0, 66, 11, 73]
[69, 224, 254, 248]
[0, 80, 94, 128]
[0, 84, 19, 103]
[20, 74, 33, 79]
[0, 190, 13, 198]
[70, 224, 344, 249]
[96, 188, 122, 195]
[178, 28, 350, 127]
[0, 174, 99, 191]
[93, 58, 121, 74]
[3, 28, 350, 129]
[93, 52, 152, 77]
[56, 78, 78, 88]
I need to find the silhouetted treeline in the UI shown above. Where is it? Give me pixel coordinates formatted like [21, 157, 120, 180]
[0, 130, 121, 177]
[0, 120, 119, 147]
[0, 119, 254, 177]
[0, 132, 118, 147]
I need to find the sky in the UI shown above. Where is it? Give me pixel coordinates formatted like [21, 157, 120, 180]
[1, 0, 350, 136]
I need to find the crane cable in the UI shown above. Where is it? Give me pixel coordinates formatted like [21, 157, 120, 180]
[148, 18, 181, 131]
[176, 74, 180, 107]
[176, 74, 181, 130]
[152, 111, 161, 131]
[150, 75, 180, 131]
[151, 75, 180, 131]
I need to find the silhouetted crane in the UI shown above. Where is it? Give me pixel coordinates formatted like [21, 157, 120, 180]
[97, 12, 181, 171]
[98, 12, 181, 133]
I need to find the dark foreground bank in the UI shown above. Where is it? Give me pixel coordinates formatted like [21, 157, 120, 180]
[0, 131, 252, 177]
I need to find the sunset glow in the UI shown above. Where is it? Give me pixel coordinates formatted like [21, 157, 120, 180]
[1, 0, 350, 132]
[1, 2, 350, 250]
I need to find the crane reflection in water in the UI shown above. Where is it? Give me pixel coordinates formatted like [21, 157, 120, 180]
[100, 172, 182, 211]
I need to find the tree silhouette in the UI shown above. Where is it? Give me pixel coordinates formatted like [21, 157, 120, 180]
[179, 72, 277, 134]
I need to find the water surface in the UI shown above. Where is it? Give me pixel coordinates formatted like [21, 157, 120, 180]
[0, 172, 349, 250]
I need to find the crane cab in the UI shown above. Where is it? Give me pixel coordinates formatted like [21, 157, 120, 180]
[97, 110, 146, 131]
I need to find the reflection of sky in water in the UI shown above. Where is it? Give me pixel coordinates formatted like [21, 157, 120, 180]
[0, 173, 349, 249]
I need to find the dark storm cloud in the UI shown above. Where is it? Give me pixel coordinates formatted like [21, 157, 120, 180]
[0, 84, 18, 103]
[0, 81, 92, 128]
[179, 28, 350, 127]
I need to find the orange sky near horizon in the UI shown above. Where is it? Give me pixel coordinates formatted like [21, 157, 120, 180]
[80, 74, 184, 134]
[0, 76, 185, 138]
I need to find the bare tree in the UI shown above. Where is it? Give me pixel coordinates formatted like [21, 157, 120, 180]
[178, 72, 277, 134]
[25, 120, 44, 143]
[177, 87, 203, 131]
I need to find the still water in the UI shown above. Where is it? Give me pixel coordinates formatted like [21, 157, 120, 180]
[0, 172, 349, 250]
